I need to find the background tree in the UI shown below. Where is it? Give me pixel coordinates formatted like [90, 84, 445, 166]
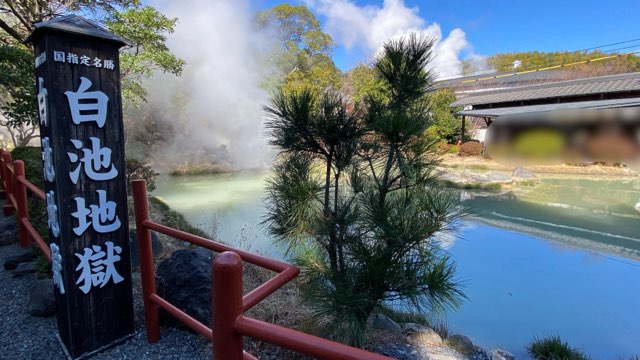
[425, 88, 463, 143]
[471, 50, 640, 76]
[0, 43, 37, 146]
[348, 64, 463, 144]
[264, 34, 464, 347]
[254, 4, 341, 94]
[0, 0, 185, 147]
[345, 63, 387, 105]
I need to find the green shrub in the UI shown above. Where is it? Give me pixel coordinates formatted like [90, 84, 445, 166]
[528, 336, 590, 360]
[126, 158, 159, 194]
[10, 146, 44, 188]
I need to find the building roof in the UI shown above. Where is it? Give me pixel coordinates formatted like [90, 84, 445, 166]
[458, 97, 640, 118]
[437, 70, 565, 91]
[25, 14, 128, 46]
[451, 72, 640, 107]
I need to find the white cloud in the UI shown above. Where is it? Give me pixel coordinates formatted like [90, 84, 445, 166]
[307, 0, 476, 78]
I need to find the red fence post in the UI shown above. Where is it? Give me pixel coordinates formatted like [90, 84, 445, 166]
[213, 251, 244, 360]
[132, 179, 161, 343]
[0, 150, 6, 199]
[2, 151, 14, 216]
[13, 160, 30, 248]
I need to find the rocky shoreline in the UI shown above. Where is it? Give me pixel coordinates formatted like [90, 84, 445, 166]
[436, 165, 539, 190]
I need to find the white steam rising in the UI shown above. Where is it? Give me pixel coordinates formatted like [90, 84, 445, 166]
[145, 0, 273, 170]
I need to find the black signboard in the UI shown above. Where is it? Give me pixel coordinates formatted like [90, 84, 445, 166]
[26, 15, 134, 359]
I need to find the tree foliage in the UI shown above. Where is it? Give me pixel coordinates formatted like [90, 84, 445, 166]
[425, 89, 463, 143]
[347, 63, 387, 105]
[0, 0, 185, 146]
[263, 34, 464, 347]
[254, 4, 341, 95]
[0, 0, 140, 44]
[105, 5, 185, 104]
[479, 50, 640, 75]
[0, 43, 38, 146]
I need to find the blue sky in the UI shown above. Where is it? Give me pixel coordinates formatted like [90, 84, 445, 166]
[250, 0, 640, 74]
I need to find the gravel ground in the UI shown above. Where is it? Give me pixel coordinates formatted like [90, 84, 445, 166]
[0, 233, 212, 359]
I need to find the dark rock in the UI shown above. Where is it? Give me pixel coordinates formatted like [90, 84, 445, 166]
[28, 279, 56, 317]
[373, 343, 418, 360]
[470, 349, 492, 360]
[401, 323, 431, 335]
[4, 247, 37, 270]
[13, 261, 37, 277]
[491, 349, 515, 360]
[446, 334, 474, 354]
[446, 334, 476, 355]
[129, 230, 163, 268]
[0, 216, 16, 233]
[155, 248, 214, 327]
[0, 230, 16, 246]
[369, 313, 402, 333]
[512, 166, 536, 179]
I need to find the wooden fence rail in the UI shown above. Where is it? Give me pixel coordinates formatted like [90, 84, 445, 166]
[0, 152, 392, 359]
[0, 149, 50, 261]
[132, 179, 392, 360]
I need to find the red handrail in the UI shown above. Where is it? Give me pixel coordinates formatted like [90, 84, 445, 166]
[131, 179, 392, 360]
[0, 150, 50, 261]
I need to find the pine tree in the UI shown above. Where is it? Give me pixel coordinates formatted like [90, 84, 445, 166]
[263, 34, 464, 347]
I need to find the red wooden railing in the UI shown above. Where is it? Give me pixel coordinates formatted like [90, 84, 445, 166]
[132, 179, 392, 360]
[0, 149, 51, 262]
[0, 152, 391, 359]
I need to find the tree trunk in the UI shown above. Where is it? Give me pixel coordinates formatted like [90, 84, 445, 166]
[324, 150, 338, 272]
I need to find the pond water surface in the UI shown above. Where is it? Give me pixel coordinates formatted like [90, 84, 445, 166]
[154, 173, 640, 359]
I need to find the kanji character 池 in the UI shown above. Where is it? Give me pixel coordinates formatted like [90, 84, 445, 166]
[65, 77, 109, 128]
[68, 137, 118, 184]
[75, 241, 124, 294]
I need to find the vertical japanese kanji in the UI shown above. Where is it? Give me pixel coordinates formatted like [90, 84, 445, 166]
[26, 15, 134, 359]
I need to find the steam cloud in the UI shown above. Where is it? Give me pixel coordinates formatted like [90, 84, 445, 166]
[306, 0, 484, 79]
[139, 0, 489, 172]
[144, 0, 273, 171]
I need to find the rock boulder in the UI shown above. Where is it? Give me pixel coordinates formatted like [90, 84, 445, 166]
[484, 173, 513, 184]
[28, 279, 56, 317]
[155, 248, 214, 327]
[369, 313, 402, 333]
[446, 334, 475, 355]
[129, 230, 163, 268]
[512, 166, 536, 179]
[491, 349, 515, 360]
[0, 230, 16, 246]
[4, 247, 37, 270]
[13, 261, 37, 277]
[406, 326, 443, 346]
[0, 216, 16, 234]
